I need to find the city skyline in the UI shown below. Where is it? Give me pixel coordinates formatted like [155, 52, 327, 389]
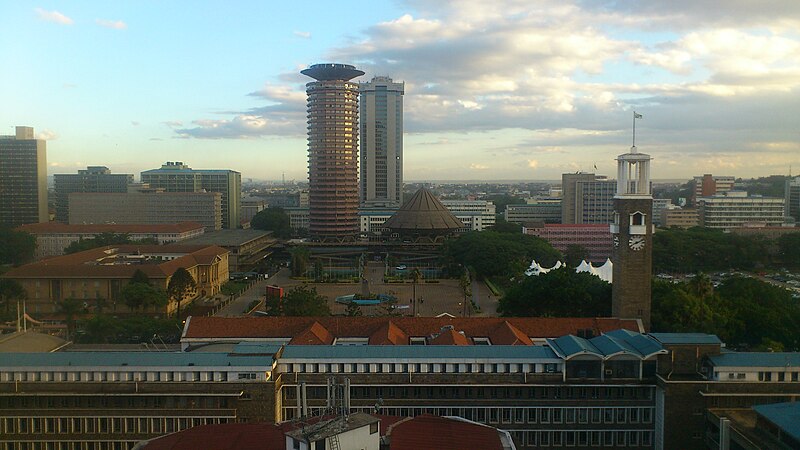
[2, 1, 800, 181]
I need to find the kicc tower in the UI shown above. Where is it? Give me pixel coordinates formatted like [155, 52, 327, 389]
[301, 63, 365, 241]
[610, 113, 653, 331]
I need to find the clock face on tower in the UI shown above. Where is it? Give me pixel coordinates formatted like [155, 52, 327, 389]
[628, 236, 645, 251]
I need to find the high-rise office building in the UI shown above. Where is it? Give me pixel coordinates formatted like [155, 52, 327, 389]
[359, 76, 404, 208]
[0, 126, 47, 227]
[785, 176, 800, 223]
[53, 166, 133, 223]
[301, 63, 364, 240]
[141, 162, 241, 229]
[561, 173, 616, 224]
[692, 174, 735, 204]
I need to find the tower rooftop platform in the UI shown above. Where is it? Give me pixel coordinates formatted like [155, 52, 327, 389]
[301, 63, 364, 81]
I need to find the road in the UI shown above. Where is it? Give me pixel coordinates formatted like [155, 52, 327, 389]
[214, 270, 291, 317]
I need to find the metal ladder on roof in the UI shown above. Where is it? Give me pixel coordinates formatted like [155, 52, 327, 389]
[328, 434, 341, 450]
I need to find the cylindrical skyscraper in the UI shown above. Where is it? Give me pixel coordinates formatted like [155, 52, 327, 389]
[301, 63, 365, 240]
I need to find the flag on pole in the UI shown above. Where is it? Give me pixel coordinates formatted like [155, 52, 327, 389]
[634, 112, 643, 119]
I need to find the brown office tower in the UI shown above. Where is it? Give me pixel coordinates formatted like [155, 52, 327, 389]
[610, 145, 653, 331]
[301, 63, 364, 241]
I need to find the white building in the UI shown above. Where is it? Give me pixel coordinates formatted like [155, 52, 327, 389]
[697, 191, 785, 230]
[359, 76, 404, 208]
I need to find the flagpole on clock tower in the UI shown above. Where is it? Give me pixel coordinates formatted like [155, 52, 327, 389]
[632, 111, 642, 150]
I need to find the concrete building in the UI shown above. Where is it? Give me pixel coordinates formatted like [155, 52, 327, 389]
[53, 166, 133, 223]
[505, 199, 562, 224]
[440, 199, 496, 231]
[69, 184, 222, 231]
[692, 174, 735, 203]
[561, 173, 616, 224]
[141, 162, 241, 229]
[785, 176, 800, 223]
[360, 76, 404, 209]
[16, 222, 205, 259]
[302, 63, 364, 240]
[181, 229, 276, 273]
[651, 199, 672, 227]
[0, 126, 47, 227]
[659, 206, 699, 228]
[240, 195, 267, 225]
[697, 191, 785, 230]
[1, 244, 229, 315]
[0, 348, 278, 449]
[523, 223, 613, 263]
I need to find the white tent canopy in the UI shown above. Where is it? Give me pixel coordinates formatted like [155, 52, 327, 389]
[525, 259, 613, 283]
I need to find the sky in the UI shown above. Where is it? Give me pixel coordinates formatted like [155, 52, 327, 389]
[2, 1, 800, 182]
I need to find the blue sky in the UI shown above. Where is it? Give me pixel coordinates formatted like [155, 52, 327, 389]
[2, 1, 799, 182]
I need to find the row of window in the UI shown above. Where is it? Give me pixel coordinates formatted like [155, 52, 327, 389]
[280, 361, 561, 374]
[511, 429, 653, 448]
[0, 416, 230, 436]
[1, 442, 136, 450]
[0, 395, 233, 409]
[0, 370, 262, 383]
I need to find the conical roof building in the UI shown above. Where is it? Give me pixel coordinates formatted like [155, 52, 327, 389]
[383, 187, 464, 233]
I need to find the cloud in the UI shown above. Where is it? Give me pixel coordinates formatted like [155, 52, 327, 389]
[162, 120, 184, 128]
[36, 130, 59, 140]
[293, 31, 311, 39]
[527, 159, 539, 169]
[35, 8, 73, 25]
[175, 115, 299, 139]
[131, 121, 140, 126]
[62, 83, 77, 89]
[469, 163, 488, 170]
[95, 19, 127, 30]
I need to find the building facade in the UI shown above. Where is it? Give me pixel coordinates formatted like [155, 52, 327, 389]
[54, 167, 133, 223]
[523, 223, 613, 263]
[659, 206, 699, 229]
[0, 126, 48, 227]
[692, 174, 735, 203]
[610, 146, 653, 331]
[697, 191, 785, 230]
[1, 244, 229, 315]
[16, 222, 205, 260]
[506, 200, 562, 224]
[561, 173, 616, 224]
[302, 63, 364, 240]
[785, 176, 800, 224]
[141, 162, 241, 229]
[359, 76, 404, 209]
[181, 229, 276, 273]
[69, 184, 222, 231]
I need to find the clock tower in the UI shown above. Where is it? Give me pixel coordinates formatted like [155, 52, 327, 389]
[610, 143, 653, 331]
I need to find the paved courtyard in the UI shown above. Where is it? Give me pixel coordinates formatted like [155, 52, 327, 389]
[251, 262, 499, 317]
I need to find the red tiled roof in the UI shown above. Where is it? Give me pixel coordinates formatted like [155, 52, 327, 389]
[369, 320, 408, 345]
[183, 316, 642, 343]
[2, 244, 228, 280]
[16, 222, 204, 234]
[488, 321, 533, 345]
[139, 423, 285, 450]
[429, 328, 471, 345]
[387, 415, 503, 450]
[289, 321, 335, 345]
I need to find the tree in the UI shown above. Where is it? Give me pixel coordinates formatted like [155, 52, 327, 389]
[444, 231, 561, 281]
[58, 298, 84, 340]
[778, 233, 800, 267]
[411, 268, 422, 316]
[0, 228, 36, 266]
[281, 286, 330, 316]
[130, 269, 150, 285]
[64, 232, 133, 254]
[489, 219, 522, 234]
[122, 283, 167, 311]
[345, 302, 363, 317]
[289, 246, 311, 277]
[0, 278, 26, 314]
[564, 244, 590, 267]
[80, 314, 119, 343]
[167, 268, 197, 317]
[498, 267, 611, 317]
[251, 207, 292, 238]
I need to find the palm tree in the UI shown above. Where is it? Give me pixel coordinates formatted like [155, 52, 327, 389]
[167, 268, 197, 318]
[58, 298, 83, 340]
[411, 268, 422, 316]
[0, 279, 26, 315]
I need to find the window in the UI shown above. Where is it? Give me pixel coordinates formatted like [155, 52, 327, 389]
[552, 408, 562, 423]
[527, 408, 537, 423]
[370, 422, 378, 434]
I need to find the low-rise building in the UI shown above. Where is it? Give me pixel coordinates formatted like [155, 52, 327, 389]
[181, 229, 276, 273]
[1, 244, 229, 315]
[698, 191, 785, 230]
[16, 222, 205, 260]
[660, 206, 699, 228]
[69, 184, 222, 231]
[522, 223, 613, 262]
[505, 199, 562, 224]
